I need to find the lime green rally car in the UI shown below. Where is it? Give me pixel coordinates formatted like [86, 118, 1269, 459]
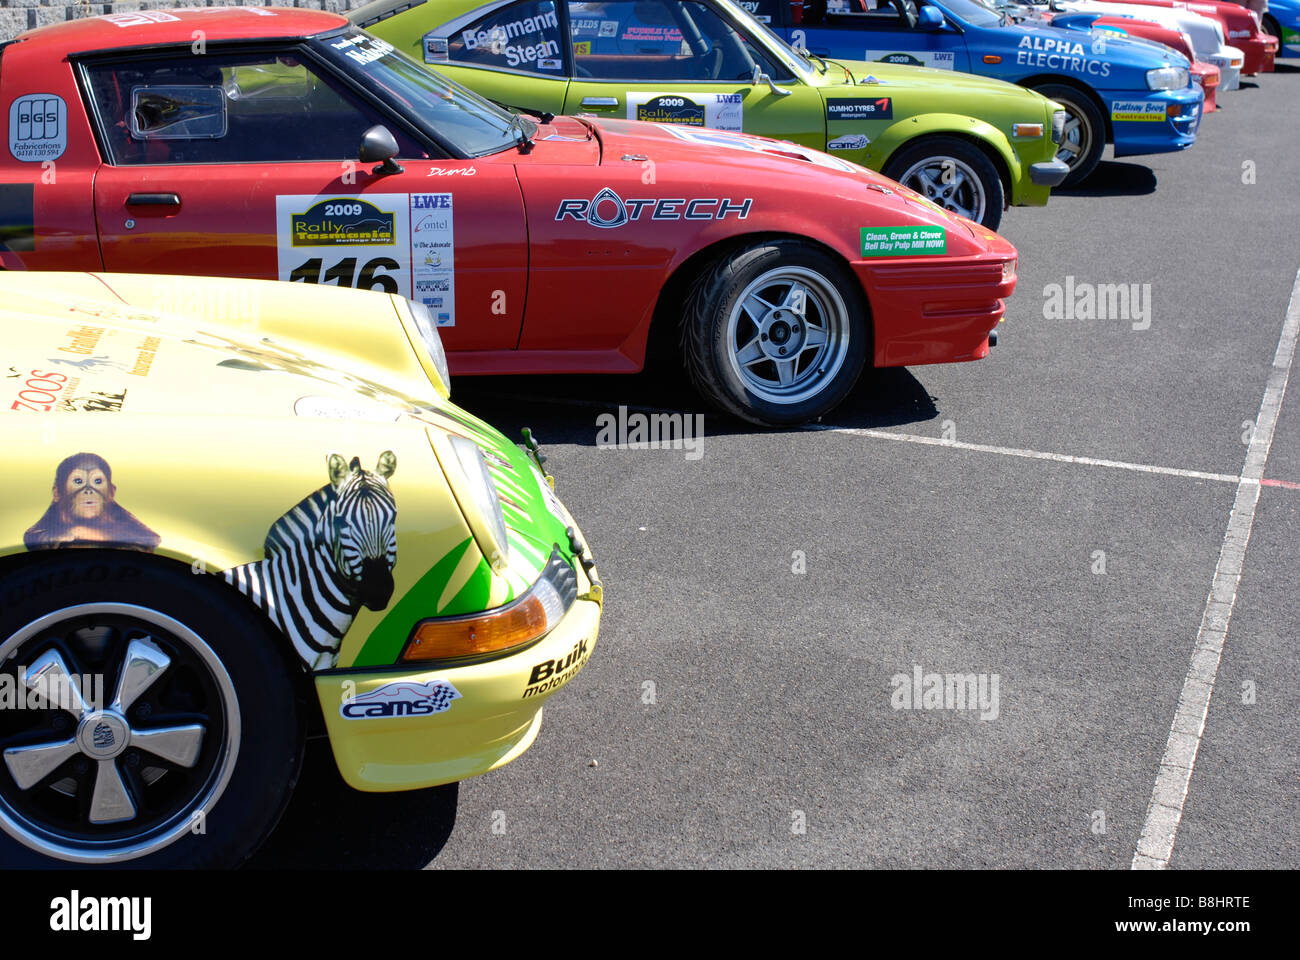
[0, 273, 600, 867]
[353, 0, 1069, 229]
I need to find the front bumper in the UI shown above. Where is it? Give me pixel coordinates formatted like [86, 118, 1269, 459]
[1030, 158, 1070, 187]
[856, 241, 1017, 368]
[1239, 34, 1278, 74]
[1210, 48, 1244, 91]
[316, 529, 602, 792]
[1108, 87, 1202, 158]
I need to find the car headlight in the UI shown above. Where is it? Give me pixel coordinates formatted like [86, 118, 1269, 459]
[1051, 109, 1065, 144]
[1146, 66, 1189, 89]
[399, 298, 451, 398]
[429, 429, 510, 571]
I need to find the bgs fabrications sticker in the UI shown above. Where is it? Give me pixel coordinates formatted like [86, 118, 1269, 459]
[827, 97, 892, 121]
[9, 94, 67, 162]
[340, 679, 461, 718]
[627, 92, 742, 131]
[864, 50, 955, 69]
[276, 193, 456, 326]
[861, 226, 947, 257]
[827, 133, 870, 151]
[1111, 101, 1166, 122]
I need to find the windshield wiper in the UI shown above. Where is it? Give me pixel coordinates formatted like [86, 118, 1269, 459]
[511, 115, 536, 154]
[488, 98, 554, 124]
[807, 51, 829, 74]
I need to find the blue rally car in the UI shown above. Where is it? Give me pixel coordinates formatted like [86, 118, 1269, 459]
[1263, 0, 1300, 60]
[749, 0, 1202, 184]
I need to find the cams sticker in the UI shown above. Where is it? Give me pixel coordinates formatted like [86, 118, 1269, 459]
[341, 679, 461, 718]
[277, 193, 456, 325]
[865, 50, 955, 69]
[827, 97, 892, 121]
[1111, 101, 1166, 122]
[860, 225, 947, 257]
[9, 94, 67, 162]
[627, 92, 742, 132]
[827, 133, 869, 151]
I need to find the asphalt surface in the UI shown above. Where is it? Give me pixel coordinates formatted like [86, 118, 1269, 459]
[250, 68, 1299, 870]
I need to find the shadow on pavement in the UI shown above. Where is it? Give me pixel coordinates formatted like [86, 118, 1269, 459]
[1055, 160, 1157, 198]
[451, 364, 940, 445]
[244, 739, 458, 869]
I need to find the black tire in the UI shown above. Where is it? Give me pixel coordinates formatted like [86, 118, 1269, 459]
[0, 552, 304, 868]
[1032, 83, 1105, 187]
[1263, 15, 1282, 47]
[883, 135, 1005, 230]
[681, 239, 869, 426]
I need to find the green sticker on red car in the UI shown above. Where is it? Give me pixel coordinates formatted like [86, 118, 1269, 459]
[860, 226, 946, 257]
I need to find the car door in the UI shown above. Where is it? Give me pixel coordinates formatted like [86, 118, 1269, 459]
[560, 0, 826, 149]
[83, 45, 527, 352]
[417, 0, 574, 116]
[788, 0, 971, 72]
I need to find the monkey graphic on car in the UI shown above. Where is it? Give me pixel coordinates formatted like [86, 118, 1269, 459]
[23, 452, 160, 552]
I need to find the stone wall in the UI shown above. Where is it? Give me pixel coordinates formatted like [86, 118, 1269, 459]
[0, 1, 371, 43]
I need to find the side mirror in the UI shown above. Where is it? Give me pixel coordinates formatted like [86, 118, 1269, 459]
[359, 124, 404, 176]
[917, 6, 945, 29]
[750, 63, 793, 97]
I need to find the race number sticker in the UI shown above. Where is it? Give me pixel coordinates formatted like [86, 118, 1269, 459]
[626, 92, 742, 131]
[1111, 101, 1166, 122]
[860, 226, 947, 257]
[275, 193, 456, 326]
[864, 50, 955, 69]
[9, 94, 67, 162]
[827, 97, 892, 121]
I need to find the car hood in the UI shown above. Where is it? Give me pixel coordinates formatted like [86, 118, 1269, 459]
[1001, 20, 1185, 67]
[0, 272, 575, 578]
[819, 58, 1055, 100]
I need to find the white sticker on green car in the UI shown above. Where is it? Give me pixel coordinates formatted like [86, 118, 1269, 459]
[626, 92, 742, 131]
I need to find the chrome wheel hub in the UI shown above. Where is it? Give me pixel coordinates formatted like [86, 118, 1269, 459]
[725, 266, 851, 406]
[0, 604, 239, 862]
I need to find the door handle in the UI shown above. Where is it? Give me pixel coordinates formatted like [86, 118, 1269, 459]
[580, 97, 619, 107]
[126, 193, 180, 206]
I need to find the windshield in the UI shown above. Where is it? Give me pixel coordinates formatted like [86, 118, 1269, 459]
[311, 29, 532, 157]
[713, 0, 823, 81]
[937, 0, 1004, 27]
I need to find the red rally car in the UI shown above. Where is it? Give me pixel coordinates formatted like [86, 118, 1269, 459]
[1102, 0, 1279, 72]
[0, 7, 1019, 426]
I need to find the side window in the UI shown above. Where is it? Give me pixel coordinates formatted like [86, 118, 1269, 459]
[567, 0, 791, 81]
[446, 0, 566, 76]
[732, 0, 783, 24]
[809, 0, 911, 26]
[83, 51, 427, 165]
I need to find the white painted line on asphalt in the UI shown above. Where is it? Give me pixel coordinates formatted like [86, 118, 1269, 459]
[805, 425, 1251, 486]
[1131, 265, 1300, 870]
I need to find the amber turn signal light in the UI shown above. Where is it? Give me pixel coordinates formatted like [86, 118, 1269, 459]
[403, 595, 550, 661]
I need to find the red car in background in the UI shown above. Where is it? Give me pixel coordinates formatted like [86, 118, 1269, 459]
[0, 7, 1021, 426]
[1091, 16, 1221, 110]
[1101, 0, 1279, 72]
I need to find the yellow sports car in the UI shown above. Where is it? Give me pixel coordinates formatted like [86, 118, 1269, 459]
[0, 273, 601, 868]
